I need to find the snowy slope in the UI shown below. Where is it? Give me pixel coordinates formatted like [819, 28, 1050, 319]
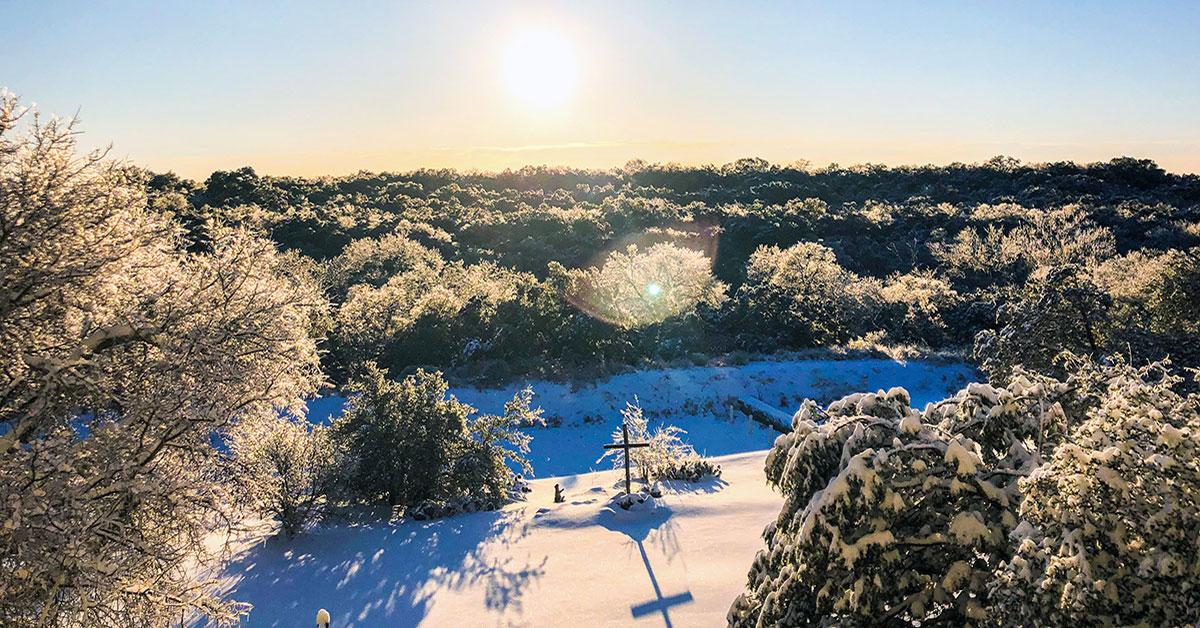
[221, 450, 781, 627]
[220, 358, 975, 626]
[306, 357, 974, 476]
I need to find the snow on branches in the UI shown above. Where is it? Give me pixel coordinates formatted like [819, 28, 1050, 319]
[0, 94, 325, 626]
[990, 361, 1200, 625]
[731, 359, 1200, 626]
[599, 401, 720, 485]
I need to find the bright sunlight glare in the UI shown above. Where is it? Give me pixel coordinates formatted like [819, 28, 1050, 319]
[502, 28, 577, 110]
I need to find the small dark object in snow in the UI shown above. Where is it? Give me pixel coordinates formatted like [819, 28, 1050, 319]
[619, 493, 647, 510]
[554, 483, 565, 503]
[616, 488, 657, 510]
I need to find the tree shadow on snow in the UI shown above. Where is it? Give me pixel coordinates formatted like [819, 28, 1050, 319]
[656, 475, 729, 496]
[219, 509, 546, 627]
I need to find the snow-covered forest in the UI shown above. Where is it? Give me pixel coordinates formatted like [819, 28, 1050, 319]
[2, 88, 1199, 627]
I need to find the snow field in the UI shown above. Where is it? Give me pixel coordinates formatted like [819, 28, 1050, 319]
[223, 357, 975, 625]
[222, 451, 780, 627]
[307, 357, 974, 477]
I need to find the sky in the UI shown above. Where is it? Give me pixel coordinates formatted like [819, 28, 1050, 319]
[3, 0, 1198, 179]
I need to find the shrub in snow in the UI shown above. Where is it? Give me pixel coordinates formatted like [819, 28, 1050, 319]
[989, 361, 1200, 626]
[656, 457, 722, 482]
[404, 473, 534, 521]
[332, 363, 543, 511]
[450, 385, 544, 501]
[737, 242, 883, 347]
[609, 485, 661, 512]
[405, 495, 505, 521]
[0, 95, 324, 626]
[228, 415, 336, 538]
[332, 364, 465, 506]
[731, 359, 1200, 626]
[600, 402, 718, 484]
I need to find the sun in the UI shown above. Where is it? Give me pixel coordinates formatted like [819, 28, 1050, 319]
[502, 28, 577, 110]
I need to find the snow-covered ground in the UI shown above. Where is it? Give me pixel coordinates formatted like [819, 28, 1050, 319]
[215, 358, 976, 626]
[221, 450, 781, 627]
[307, 357, 974, 476]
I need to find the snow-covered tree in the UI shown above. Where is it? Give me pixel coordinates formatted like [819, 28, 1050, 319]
[1093, 248, 1200, 378]
[0, 95, 324, 626]
[730, 359, 1200, 626]
[1005, 204, 1116, 271]
[729, 383, 1049, 626]
[451, 384, 545, 502]
[332, 363, 543, 511]
[566, 242, 727, 329]
[330, 258, 529, 374]
[332, 364, 472, 507]
[738, 242, 881, 346]
[933, 224, 1025, 287]
[228, 415, 335, 538]
[879, 270, 959, 344]
[990, 361, 1200, 625]
[974, 265, 1112, 382]
[323, 231, 443, 300]
[934, 205, 1115, 288]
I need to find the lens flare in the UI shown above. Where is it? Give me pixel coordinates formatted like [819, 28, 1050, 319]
[563, 222, 723, 329]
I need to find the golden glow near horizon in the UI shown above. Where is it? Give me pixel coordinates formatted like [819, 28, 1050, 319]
[502, 28, 577, 111]
[6, 3, 1197, 178]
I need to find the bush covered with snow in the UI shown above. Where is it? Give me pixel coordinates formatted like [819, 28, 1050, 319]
[601, 402, 720, 484]
[615, 488, 660, 511]
[403, 475, 534, 521]
[730, 359, 1200, 626]
[332, 363, 543, 511]
[736, 242, 881, 347]
[228, 415, 336, 538]
[404, 494, 505, 521]
[562, 242, 727, 330]
[973, 266, 1112, 383]
[974, 254, 1200, 390]
[989, 361, 1200, 626]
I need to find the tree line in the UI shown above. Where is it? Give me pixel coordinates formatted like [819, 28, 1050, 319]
[150, 150, 1199, 388]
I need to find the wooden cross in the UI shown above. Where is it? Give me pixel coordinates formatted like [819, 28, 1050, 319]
[603, 423, 650, 494]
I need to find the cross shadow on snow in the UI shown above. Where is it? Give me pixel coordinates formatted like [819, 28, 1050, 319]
[219, 509, 546, 627]
[594, 497, 695, 627]
[629, 540, 694, 628]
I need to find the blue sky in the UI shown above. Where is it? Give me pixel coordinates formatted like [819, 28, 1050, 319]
[3, 0, 1197, 177]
